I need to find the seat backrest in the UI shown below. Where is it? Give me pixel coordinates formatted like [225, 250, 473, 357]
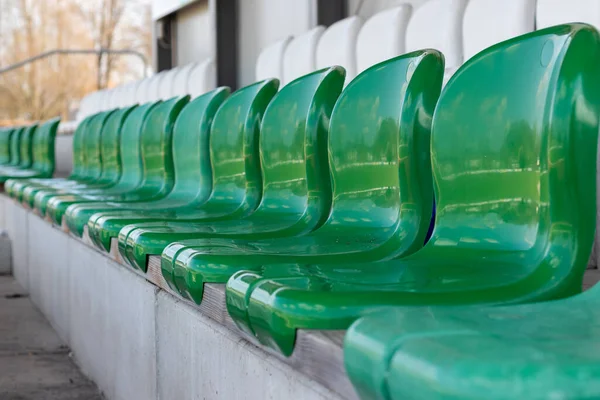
[68, 116, 93, 179]
[252, 67, 345, 228]
[79, 110, 115, 181]
[112, 101, 161, 189]
[143, 73, 163, 102]
[406, 0, 468, 70]
[8, 127, 24, 166]
[0, 128, 14, 164]
[135, 77, 152, 104]
[188, 59, 217, 98]
[202, 79, 279, 213]
[314, 50, 443, 257]
[282, 27, 325, 86]
[17, 124, 38, 168]
[462, 0, 536, 60]
[317, 16, 363, 84]
[159, 68, 178, 100]
[126, 81, 140, 106]
[172, 63, 195, 97]
[136, 96, 190, 198]
[537, 0, 600, 30]
[30, 117, 60, 174]
[356, 6, 412, 74]
[77, 92, 96, 121]
[256, 37, 292, 82]
[428, 24, 600, 279]
[167, 88, 230, 203]
[94, 105, 138, 184]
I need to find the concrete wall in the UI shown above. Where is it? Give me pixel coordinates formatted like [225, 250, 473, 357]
[3, 196, 343, 400]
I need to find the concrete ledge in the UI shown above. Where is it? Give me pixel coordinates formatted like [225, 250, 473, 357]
[2, 194, 351, 400]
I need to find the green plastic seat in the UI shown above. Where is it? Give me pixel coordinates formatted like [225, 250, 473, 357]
[58, 96, 189, 231]
[0, 124, 37, 177]
[0, 127, 15, 165]
[32, 110, 119, 215]
[27, 107, 139, 211]
[223, 23, 600, 357]
[5, 120, 58, 198]
[0, 118, 59, 181]
[159, 50, 441, 310]
[83, 79, 280, 255]
[12, 116, 92, 203]
[43, 102, 159, 228]
[6, 126, 25, 167]
[81, 87, 232, 250]
[16, 113, 107, 207]
[96, 68, 342, 274]
[344, 284, 600, 400]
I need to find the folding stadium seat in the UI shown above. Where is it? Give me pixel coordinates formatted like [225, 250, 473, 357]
[171, 63, 195, 97]
[341, 23, 600, 400]
[225, 23, 600, 358]
[355, 5, 412, 74]
[281, 26, 325, 86]
[317, 16, 363, 84]
[45, 97, 188, 227]
[158, 68, 179, 100]
[75, 85, 231, 248]
[91, 68, 345, 274]
[405, 0, 468, 84]
[5, 127, 24, 168]
[537, 0, 600, 29]
[28, 103, 159, 222]
[29, 111, 116, 215]
[255, 37, 292, 82]
[88, 80, 277, 250]
[11, 115, 98, 204]
[0, 124, 37, 179]
[65, 79, 277, 240]
[134, 77, 152, 104]
[462, 0, 536, 62]
[0, 118, 59, 182]
[16, 106, 142, 207]
[188, 59, 216, 98]
[0, 128, 16, 165]
[154, 50, 442, 314]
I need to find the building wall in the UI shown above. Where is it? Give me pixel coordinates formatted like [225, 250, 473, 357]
[237, 0, 317, 87]
[175, 1, 215, 67]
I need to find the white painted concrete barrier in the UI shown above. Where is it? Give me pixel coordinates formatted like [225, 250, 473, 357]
[2, 195, 346, 400]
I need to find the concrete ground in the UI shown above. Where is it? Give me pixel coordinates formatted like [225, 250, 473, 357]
[0, 275, 102, 400]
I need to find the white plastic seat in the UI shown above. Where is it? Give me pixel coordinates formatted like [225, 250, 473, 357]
[158, 68, 179, 100]
[187, 59, 216, 98]
[172, 63, 195, 96]
[537, 0, 600, 30]
[108, 86, 123, 109]
[77, 91, 97, 121]
[316, 16, 363, 84]
[97, 89, 110, 112]
[356, 6, 412, 74]
[135, 77, 152, 104]
[462, 0, 536, 61]
[281, 27, 325, 86]
[255, 37, 292, 82]
[405, 0, 468, 84]
[125, 81, 140, 106]
[149, 72, 166, 102]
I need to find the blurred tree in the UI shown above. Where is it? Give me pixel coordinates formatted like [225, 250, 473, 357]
[0, 0, 152, 123]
